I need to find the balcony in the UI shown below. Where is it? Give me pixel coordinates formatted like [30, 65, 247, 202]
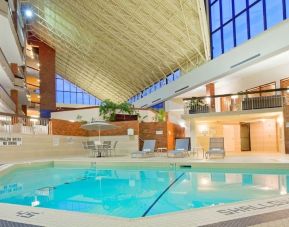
[0, 84, 16, 113]
[184, 89, 285, 116]
[0, 0, 24, 65]
[0, 113, 50, 135]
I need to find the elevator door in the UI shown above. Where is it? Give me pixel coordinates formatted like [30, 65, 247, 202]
[240, 123, 251, 151]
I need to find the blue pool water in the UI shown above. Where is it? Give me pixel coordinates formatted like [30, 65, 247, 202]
[0, 164, 289, 218]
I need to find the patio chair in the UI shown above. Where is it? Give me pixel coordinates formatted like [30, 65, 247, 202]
[86, 141, 101, 157]
[205, 137, 225, 159]
[131, 140, 156, 158]
[167, 138, 190, 158]
[99, 141, 112, 157]
[108, 141, 118, 156]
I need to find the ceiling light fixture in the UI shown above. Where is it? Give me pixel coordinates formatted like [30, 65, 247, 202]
[25, 9, 33, 18]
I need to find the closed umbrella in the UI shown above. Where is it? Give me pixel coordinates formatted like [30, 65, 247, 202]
[80, 121, 118, 143]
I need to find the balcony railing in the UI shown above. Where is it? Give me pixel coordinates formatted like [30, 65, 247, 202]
[184, 89, 286, 115]
[0, 113, 50, 135]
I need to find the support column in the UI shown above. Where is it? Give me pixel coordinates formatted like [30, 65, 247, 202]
[22, 105, 27, 116]
[206, 83, 215, 110]
[11, 89, 18, 114]
[28, 39, 56, 118]
[39, 43, 56, 118]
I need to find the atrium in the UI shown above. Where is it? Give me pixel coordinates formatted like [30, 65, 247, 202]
[1, 0, 289, 226]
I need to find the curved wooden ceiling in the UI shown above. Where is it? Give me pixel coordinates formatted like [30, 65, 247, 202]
[21, 0, 210, 102]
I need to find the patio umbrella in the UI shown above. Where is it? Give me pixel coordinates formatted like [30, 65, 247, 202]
[81, 121, 119, 142]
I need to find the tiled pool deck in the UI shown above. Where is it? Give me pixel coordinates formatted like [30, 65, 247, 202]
[1, 154, 289, 227]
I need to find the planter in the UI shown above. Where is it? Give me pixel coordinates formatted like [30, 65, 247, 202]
[115, 114, 138, 121]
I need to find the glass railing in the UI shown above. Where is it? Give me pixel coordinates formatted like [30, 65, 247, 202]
[0, 113, 50, 135]
[184, 89, 286, 115]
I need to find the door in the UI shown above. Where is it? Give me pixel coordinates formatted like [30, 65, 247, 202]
[240, 123, 251, 151]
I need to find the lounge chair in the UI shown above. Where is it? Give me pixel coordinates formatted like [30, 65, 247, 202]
[205, 137, 225, 159]
[131, 140, 156, 158]
[167, 138, 190, 158]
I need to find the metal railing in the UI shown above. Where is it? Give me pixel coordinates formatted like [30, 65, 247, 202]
[0, 113, 50, 135]
[184, 89, 286, 115]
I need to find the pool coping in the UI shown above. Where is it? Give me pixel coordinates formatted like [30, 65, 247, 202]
[1, 160, 289, 226]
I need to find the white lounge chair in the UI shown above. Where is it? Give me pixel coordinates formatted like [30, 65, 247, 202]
[205, 137, 225, 159]
[167, 138, 190, 158]
[131, 140, 156, 158]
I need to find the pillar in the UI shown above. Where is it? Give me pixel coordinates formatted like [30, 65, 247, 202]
[206, 83, 215, 110]
[28, 39, 56, 118]
[10, 89, 18, 114]
[22, 105, 27, 116]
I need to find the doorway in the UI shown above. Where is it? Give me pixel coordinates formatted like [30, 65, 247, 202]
[240, 123, 251, 151]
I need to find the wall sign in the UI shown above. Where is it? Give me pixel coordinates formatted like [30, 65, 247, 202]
[0, 137, 22, 146]
[156, 130, 163, 135]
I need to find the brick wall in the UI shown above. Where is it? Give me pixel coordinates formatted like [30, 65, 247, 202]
[51, 119, 139, 137]
[139, 121, 185, 151]
[51, 119, 88, 136]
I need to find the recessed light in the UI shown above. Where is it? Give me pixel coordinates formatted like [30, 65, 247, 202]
[25, 9, 33, 18]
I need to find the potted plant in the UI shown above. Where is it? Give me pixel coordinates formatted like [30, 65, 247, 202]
[99, 99, 118, 121]
[189, 98, 208, 114]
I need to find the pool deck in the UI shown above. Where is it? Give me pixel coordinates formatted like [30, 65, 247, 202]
[1, 154, 289, 227]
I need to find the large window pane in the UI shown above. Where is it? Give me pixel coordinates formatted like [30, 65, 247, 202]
[83, 93, 89, 104]
[71, 84, 77, 93]
[286, 0, 289, 19]
[235, 13, 248, 45]
[63, 80, 70, 92]
[266, 0, 284, 28]
[249, 1, 264, 38]
[223, 22, 234, 52]
[222, 0, 233, 23]
[71, 92, 77, 104]
[174, 69, 181, 80]
[56, 78, 63, 91]
[211, 1, 221, 31]
[212, 30, 222, 57]
[77, 93, 83, 104]
[234, 0, 246, 15]
[63, 92, 70, 104]
[56, 91, 63, 103]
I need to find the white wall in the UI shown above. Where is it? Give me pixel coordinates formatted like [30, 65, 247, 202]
[133, 19, 289, 107]
[0, 134, 139, 162]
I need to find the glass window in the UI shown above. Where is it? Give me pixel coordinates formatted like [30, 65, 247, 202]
[71, 84, 77, 93]
[63, 80, 70, 92]
[223, 22, 234, 52]
[83, 93, 89, 104]
[167, 73, 174, 83]
[77, 92, 83, 104]
[64, 92, 70, 104]
[174, 69, 181, 80]
[55, 74, 101, 105]
[248, 0, 259, 6]
[235, 13, 248, 45]
[210, 0, 286, 58]
[249, 1, 264, 38]
[56, 78, 63, 91]
[211, 1, 221, 31]
[222, 0, 233, 23]
[212, 30, 222, 57]
[56, 91, 63, 103]
[234, 0, 246, 15]
[266, 0, 284, 28]
[286, 0, 289, 19]
[160, 78, 166, 87]
[71, 92, 77, 104]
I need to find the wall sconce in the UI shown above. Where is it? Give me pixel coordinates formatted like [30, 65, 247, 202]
[198, 124, 208, 136]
